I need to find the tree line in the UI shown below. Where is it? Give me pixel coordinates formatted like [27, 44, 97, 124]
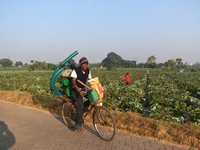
[0, 52, 200, 72]
[98, 52, 184, 70]
[94, 52, 199, 71]
[0, 59, 56, 71]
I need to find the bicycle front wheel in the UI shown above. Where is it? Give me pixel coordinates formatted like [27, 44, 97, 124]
[62, 101, 77, 128]
[93, 106, 116, 141]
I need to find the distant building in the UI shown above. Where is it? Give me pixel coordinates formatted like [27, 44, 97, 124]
[179, 69, 185, 72]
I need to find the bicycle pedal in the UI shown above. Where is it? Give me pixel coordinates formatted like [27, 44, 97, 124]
[84, 107, 89, 112]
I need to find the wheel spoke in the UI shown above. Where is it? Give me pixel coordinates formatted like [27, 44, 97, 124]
[62, 101, 77, 128]
[93, 107, 116, 141]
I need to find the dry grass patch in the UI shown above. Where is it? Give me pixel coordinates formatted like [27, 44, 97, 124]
[0, 91, 38, 107]
[112, 111, 200, 149]
[0, 91, 62, 114]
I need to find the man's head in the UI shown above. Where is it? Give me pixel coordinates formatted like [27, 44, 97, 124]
[79, 57, 88, 70]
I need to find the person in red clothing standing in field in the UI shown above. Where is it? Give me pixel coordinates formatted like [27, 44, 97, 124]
[125, 72, 130, 85]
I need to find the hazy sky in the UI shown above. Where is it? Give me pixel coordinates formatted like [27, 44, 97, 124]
[0, 0, 200, 64]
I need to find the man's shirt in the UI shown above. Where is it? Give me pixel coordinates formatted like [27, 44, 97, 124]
[70, 69, 92, 79]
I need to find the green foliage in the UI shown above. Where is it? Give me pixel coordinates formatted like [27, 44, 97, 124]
[106, 64, 116, 70]
[15, 61, 23, 66]
[147, 71, 200, 124]
[147, 55, 156, 69]
[176, 58, 182, 70]
[165, 59, 176, 69]
[0, 58, 13, 67]
[191, 68, 199, 72]
[101, 52, 136, 68]
[103, 79, 146, 112]
[0, 69, 199, 125]
[0, 71, 57, 100]
[28, 61, 57, 71]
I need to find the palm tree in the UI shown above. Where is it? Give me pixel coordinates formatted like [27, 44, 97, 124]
[176, 58, 182, 71]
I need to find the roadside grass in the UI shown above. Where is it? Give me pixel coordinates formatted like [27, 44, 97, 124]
[0, 90, 199, 149]
[0, 90, 62, 114]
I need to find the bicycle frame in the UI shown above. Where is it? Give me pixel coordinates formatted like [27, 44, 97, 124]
[83, 101, 98, 118]
[59, 94, 99, 118]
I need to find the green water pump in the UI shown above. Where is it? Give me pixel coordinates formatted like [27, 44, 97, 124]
[50, 51, 78, 96]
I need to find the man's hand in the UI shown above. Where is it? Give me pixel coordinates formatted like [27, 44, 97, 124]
[79, 90, 85, 97]
[72, 77, 86, 97]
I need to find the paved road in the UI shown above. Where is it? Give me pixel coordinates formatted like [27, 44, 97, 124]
[0, 101, 188, 150]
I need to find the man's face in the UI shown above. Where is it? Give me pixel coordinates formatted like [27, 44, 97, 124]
[80, 63, 88, 71]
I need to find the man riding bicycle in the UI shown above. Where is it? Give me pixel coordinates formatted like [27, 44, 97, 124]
[70, 57, 92, 132]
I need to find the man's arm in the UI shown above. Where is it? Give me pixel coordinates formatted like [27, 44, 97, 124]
[72, 77, 85, 97]
[72, 77, 81, 92]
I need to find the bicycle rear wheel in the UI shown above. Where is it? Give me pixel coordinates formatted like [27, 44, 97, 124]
[93, 106, 116, 141]
[62, 101, 77, 128]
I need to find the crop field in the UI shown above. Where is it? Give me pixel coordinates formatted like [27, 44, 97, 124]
[0, 69, 199, 125]
[1, 68, 200, 148]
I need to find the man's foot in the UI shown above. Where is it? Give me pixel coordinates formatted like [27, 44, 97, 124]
[74, 124, 84, 132]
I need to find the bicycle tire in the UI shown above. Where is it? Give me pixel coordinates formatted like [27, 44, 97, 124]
[62, 101, 77, 128]
[93, 106, 116, 141]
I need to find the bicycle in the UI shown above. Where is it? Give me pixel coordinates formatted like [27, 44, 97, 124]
[58, 94, 117, 141]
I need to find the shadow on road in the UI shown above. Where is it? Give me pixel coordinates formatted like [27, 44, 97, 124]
[83, 124, 101, 138]
[51, 114, 101, 139]
[0, 121, 16, 150]
[51, 114, 75, 131]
